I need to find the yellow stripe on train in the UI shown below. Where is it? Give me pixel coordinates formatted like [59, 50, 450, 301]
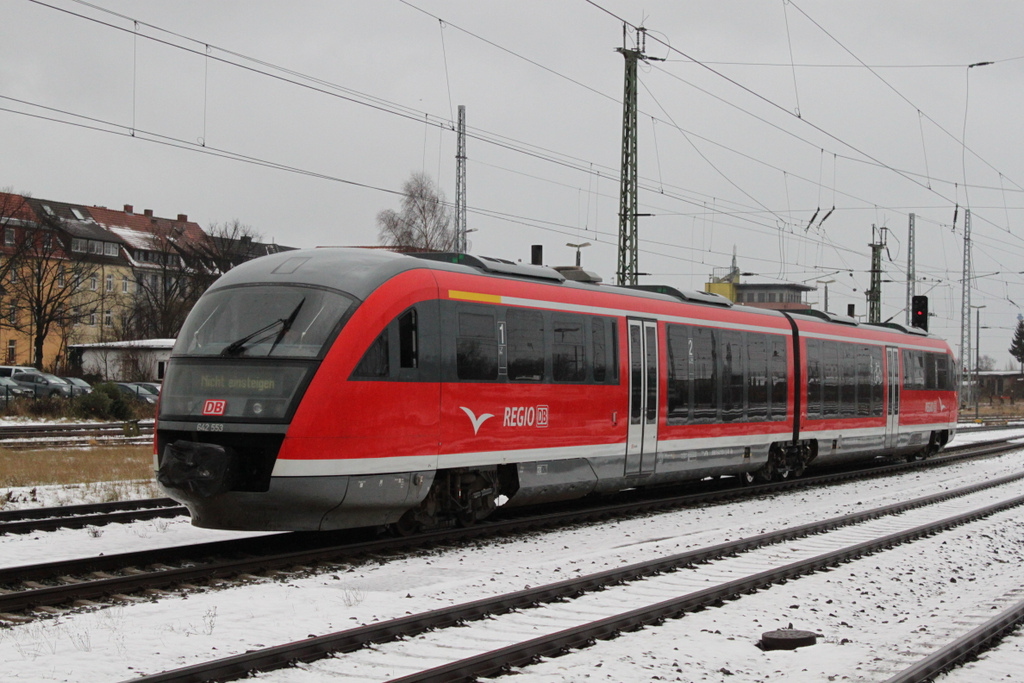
[448, 290, 502, 304]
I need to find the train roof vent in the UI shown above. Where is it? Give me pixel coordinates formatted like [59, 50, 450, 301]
[790, 310, 859, 326]
[409, 252, 566, 282]
[865, 322, 929, 336]
[623, 284, 734, 307]
[553, 265, 603, 283]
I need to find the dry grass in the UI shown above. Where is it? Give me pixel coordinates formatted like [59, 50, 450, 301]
[0, 444, 155, 489]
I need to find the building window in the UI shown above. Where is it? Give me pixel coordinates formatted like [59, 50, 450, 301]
[7, 303, 16, 325]
[6, 340, 14, 364]
[89, 275, 98, 291]
[4, 228, 14, 246]
[72, 238, 87, 253]
[104, 309, 112, 326]
[122, 276, 129, 293]
[57, 269, 65, 287]
[105, 274, 113, 292]
[70, 207, 86, 220]
[89, 312, 97, 326]
[104, 243, 118, 257]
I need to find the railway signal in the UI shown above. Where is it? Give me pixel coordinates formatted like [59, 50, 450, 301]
[911, 295, 929, 331]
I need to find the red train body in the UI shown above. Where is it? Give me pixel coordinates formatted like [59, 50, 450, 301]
[156, 248, 958, 531]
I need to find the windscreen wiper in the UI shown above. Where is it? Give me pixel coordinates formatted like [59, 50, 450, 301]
[221, 298, 306, 357]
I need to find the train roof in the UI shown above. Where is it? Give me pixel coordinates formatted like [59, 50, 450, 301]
[209, 248, 944, 346]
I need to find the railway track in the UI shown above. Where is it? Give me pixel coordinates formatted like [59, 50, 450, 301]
[0, 438, 1017, 623]
[0, 420, 154, 448]
[884, 590, 1024, 682]
[124, 453, 1024, 682]
[0, 497, 184, 535]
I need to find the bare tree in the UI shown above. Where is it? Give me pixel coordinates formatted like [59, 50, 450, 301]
[377, 173, 456, 251]
[1, 216, 101, 370]
[124, 225, 203, 339]
[187, 219, 265, 293]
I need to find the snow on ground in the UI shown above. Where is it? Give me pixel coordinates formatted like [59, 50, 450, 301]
[1, 432, 1024, 682]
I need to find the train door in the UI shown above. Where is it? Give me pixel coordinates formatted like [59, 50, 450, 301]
[625, 319, 659, 476]
[885, 346, 900, 448]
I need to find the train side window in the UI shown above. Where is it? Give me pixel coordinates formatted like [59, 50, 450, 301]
[552, 317, 586, 382]
[903, 350, 925, 390]
[507, 308, 545, 381]
[352, 330, 389, 378]
[925, 352, 938, 389]
[840, 343, 857, 417]
[691, 326, 718, 423]
[592, 318, 607, 382]
[935, 354, 950, 390]
[822, 341, 840, 417]
[666, 324, 690, 424]
[769, 337, 788, 420]
[805, 339, 822, 419]
[856, 346, 872, 416]
[456, 311, 498, 380]
[721, 331, 745, 422]
[399, 308, 418, 369]
[870, 346, 884, 416]
[746, 333, 768, 421]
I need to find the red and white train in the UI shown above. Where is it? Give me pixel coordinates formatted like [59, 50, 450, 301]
[156, 248, 958, 532]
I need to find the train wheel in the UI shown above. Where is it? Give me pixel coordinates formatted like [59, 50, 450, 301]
[391, 510, 420, 537]
[739, 470, 758, 486]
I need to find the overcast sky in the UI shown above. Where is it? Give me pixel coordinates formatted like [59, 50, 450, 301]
[2, 1, 1023, 366]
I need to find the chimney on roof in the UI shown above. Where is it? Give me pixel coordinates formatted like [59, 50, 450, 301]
[124, 204, 134, 214]
[177, 214, 188, 222]
[144, 209, 153, 217]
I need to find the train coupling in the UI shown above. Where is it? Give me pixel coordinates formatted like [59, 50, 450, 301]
[158, 440, 239, 498]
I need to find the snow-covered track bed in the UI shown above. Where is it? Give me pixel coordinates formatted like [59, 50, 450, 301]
[124, 468, 1024, 683]
[0, 498, 184, 536]
[1, 440, 1018, 625]
[885, 590, 1024, 682]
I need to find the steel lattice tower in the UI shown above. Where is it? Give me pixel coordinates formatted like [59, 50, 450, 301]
[455, 105, 467, 253]
[866, 225, 886, 324]
[616, 29, 644, 286]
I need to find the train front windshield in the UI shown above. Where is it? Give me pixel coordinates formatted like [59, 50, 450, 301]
[160, 285, 354, 422]
[175, 285, 352, 358]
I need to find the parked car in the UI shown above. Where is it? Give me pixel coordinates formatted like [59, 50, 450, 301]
[115, 382, 158, 404]
[133, 382, 161, 396]
[61, 377, 94, 396]
[0, 365, 37, 378]
[0, 376, 33, 403]
[10, 371, 72, 398]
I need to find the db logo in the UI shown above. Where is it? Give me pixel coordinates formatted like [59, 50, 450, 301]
[202, 399, 226, 416]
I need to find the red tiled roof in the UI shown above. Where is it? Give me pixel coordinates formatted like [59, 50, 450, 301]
[87, 205, 208, 245]
[0, 192, 39, 222]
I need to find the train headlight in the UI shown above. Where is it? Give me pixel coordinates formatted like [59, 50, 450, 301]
[244, 398, 285, 418]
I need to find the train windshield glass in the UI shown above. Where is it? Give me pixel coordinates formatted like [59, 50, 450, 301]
[175, 285, 352, 358]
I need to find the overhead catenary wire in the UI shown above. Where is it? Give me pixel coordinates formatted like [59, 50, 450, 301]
[30, 0, 1024, 252]
[10, 0, 1023, 325]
